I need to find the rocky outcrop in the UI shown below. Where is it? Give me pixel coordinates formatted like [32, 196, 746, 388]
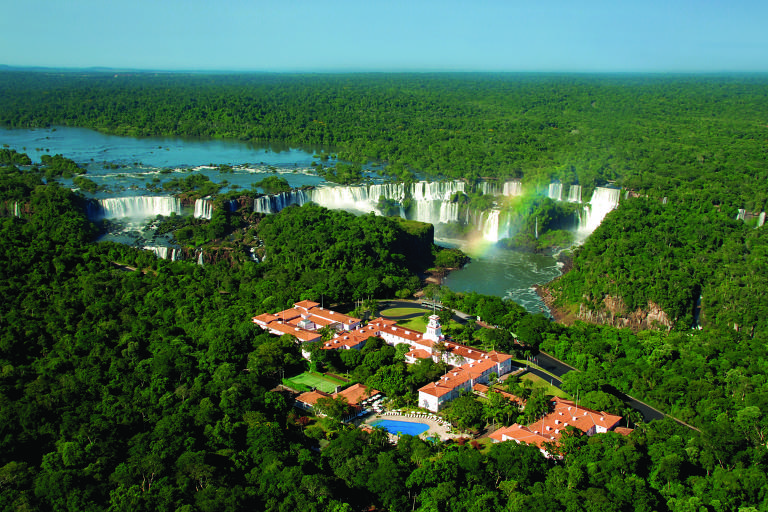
[538, 283, 674, 331]
[577, 297, 673, 331]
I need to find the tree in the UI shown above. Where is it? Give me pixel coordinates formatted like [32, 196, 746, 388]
[515, 314, 551, 350]
[315, 396, 349, 421]
[446, 395, 484, 431]
[484, 389, 519, 427]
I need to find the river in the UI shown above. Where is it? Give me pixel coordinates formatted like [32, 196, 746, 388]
[2, 126, 562, 313]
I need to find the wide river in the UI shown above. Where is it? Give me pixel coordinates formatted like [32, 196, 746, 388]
[1, 126, 561, 313]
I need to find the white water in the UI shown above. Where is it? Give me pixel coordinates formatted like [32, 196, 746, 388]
[253, 190, 310, 213]
[759, 212, 766, 228]
[91, 196, 182, 220]
[548, 183, 563, 201]
[483, 210, 502, 243]
[503, 181, 523, 196]
[579, 187, 622, 235]
[567, 185, 582, 203]
[144, 246, 181, 260]
[194, 198, 213, 219]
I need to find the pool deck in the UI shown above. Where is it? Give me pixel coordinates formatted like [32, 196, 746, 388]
[358, 411, 462, 442]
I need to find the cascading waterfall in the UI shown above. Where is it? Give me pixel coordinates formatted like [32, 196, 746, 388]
[248, 179, 620, 242]
[579, 187, 621, 234]
[253, 190, 309, 213]
[548, 183, 563, 202]
[758, 212, 766, 228]
[566, 185, 582, 203]
[410, 181, 465, 202]
[194, 198, 213, 219]
[439, 201, 461, 224]
[14, 202, 21, 217]
[309, 185, 374, 212]
[255, 180, 466, 227]
[479, 182, 501, 196]
[482, 210, 501, 242]
[503, 181, 523, 197]
[91, 196, 182, 220]
[737, 209, 746, 221]
[143, 246, 182, 260]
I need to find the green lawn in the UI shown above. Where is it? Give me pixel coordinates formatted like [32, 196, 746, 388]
[285, 371, 346, 393]
[520, 372, 570, 399]
[380, 307, 429, 332]
[379, 307, 427, 318]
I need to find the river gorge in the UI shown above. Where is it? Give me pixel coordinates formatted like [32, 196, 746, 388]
[2, 126, 622, 313]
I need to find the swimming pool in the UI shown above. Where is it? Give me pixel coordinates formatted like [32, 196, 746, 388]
[371, 419, 430, 436]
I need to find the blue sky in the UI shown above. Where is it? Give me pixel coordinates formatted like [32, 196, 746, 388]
[1, 0, 766, 72]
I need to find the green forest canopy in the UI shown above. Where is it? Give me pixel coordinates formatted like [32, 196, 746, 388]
[1, 71, 767, 208]
[1, 72, 768, 510]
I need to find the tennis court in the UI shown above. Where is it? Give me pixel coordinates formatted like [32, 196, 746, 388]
[284, 371, 346, 393]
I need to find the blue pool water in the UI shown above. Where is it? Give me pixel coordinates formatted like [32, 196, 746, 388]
[371, 419, 430, 436]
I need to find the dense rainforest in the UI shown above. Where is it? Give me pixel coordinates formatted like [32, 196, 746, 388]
[1, 71, 767, 207]
[1, 160, 767, 511]
[1, 71, 768, 510]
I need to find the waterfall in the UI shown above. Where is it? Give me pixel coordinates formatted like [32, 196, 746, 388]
[14, 202, 21, 217]
[758, 212, 766, 228]
[194, 198, 213, 219]
[409, 181, 465, 201]
[91, 196, 181, 220]
[535, 217, 538, 239]
[503, 181, 522, 197]
[548, 183, 563, 201]
[253, 190, 309, 213]
[308, 185, 373, 212]
[305, 180, 464, 225]
[197, 251, 204, 265]
[439, 201, 461, 224]
[144, 246, 170, 259]
[737, 209, 746, 221]
[479, 182, 501, 196]
[579, 187, 621, 234]
[566, 185, 582, 203]
[481, 210, 501, 242]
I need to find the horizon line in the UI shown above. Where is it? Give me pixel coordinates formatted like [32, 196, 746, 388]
[2, 64, 768, 76]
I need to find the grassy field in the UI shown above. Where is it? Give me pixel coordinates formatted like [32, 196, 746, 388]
[379, 307, 462, 333]
[520, 372, 570, 399]
[380, 307, 429, 332]
[284, 371, 346, 393]
[379, 307, 426, 318]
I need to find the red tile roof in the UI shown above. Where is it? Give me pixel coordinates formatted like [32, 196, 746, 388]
[294, 300, 320, 311]
[489, 424, 555, 451]
[405, 348, 433, 360]
[322, 331, 369, 350]
[418, 356, 502, 398]
[335, 383, 381, 405]
[296, 389, 332, 407]
[308, 306, 360, 326]
[544, 397, 622, 434]
[262, 321, 322, 342]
